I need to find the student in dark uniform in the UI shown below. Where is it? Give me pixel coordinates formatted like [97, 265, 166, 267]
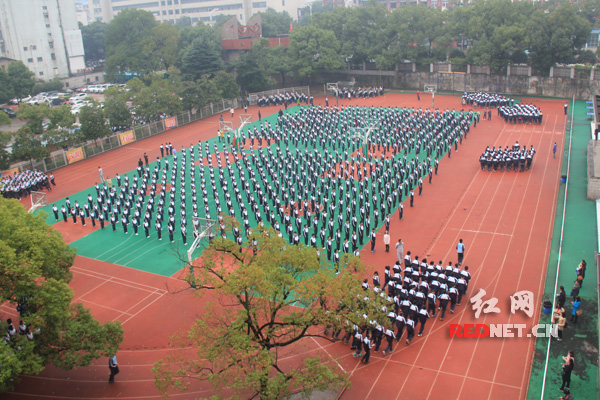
[155, 220, 162, 240]
[61, 205, 68, 222]
[52, 204, 59, 221]
[417, 307, 430, 336]
[405, 316, 416, 345]
[370, 229, 376, 252]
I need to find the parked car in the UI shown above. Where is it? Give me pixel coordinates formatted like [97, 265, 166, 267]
[27, 96, 49, 106]
[0, 105, 16, 118]
[9, 95, 31, 104]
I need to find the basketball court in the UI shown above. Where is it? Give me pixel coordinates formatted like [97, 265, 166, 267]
[3, 90, 567, 400]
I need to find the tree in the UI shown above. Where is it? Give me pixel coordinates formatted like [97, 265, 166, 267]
[578, 50, 598, 65]
[212, 71, 239, 100]
[11, 126, 50, 166]
[143, 23, 179, 71]
[257, 8, 293, 37]
[79, 104, 111, 142]
[175, 16, 192, 28]
[81, 21, 108, 62]
[105, 9, 158, 79]
[288, 26, 344, 82]
[103, 86, 132, 129]
[16, 104, 50, 135]
[0, 132, 11, 170]
[131, 78, 183, 122]
[180, 34, 224, 81]
[7, 61, 35, 99]
[0, 68, 13, 104]
[31, 79, 64, 95]
[0, 111, 10, 127]
[42, 106, 81, 150]
[235, 46, 275, 93]
[0, 196, 123, 392]
[153, 227, 389, 399]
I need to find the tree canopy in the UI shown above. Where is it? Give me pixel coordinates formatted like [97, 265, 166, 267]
[81, 21, 108, 62]
[0, 197, 124, 391]
[153, 227, 388, 399]
[105, 9, 158, 79]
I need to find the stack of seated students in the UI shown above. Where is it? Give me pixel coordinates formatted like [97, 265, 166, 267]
[479, 141, 536, 172]
[498, 104, 543, 124]
[462, 92, 513, 108]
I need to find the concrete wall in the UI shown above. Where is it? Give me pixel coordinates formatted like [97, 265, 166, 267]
[312, 70, 599, 100]
[588, 140, 600, 200]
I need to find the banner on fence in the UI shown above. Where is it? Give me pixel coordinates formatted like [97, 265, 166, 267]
[0, 167, 19, 177]
[164, 117, 177, 130]
[119, 130, 136, 146]
[66, 147, 85, 164]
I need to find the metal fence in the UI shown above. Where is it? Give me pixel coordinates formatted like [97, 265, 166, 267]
[9, 97, 245, 174]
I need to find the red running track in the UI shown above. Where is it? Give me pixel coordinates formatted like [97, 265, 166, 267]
[3, 93, 564, 400]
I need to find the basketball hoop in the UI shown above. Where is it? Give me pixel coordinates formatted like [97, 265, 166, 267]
[424, 84, 437, 110]
[29, 191, 48, 213]
[187, 217, 216, 264]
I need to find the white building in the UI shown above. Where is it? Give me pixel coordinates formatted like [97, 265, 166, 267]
[89, 0, 113, 23]
[92, 0, 304, 25]
[75, 1, 91, 25]
[0, 0, 86, 80]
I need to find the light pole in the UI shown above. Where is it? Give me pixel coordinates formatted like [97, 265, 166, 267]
[305, 1, 314, 22]
[209, 8, 219, 26]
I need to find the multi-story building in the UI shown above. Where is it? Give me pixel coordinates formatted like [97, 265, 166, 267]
[0, 0, 86, 80]
[89, 0, 113, 22]
[75, 1, 92, 25]
[89, 0, 303, 25]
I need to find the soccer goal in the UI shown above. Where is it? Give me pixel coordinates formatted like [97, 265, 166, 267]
[187, 217, 217, 264]
[29, 191, 48, 213]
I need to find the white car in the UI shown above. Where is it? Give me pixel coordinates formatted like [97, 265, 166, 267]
[27, 96, 49, 105]
[69, 93, 88, 104]
[10, 95, 31, 104]
[70, 104, 84, 115]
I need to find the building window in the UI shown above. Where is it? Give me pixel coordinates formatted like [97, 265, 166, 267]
[42, 5, 47, 9]
[49, 42, 54, 49]
[51, 53, 55, 60]
[162, 10, 166, 14]
[168, 9, 173, 14]
[282, 0, 285, 5]
[252, 2, 266, 7]
[31, 45, 37, 50]
[27, 58, 33, 63]
[48, 32, 52, 37]
[46, 24, 50, 28]
[23, 46, 28, 51]
[37, 57, 43, 62]
[39, 71, 44, 76]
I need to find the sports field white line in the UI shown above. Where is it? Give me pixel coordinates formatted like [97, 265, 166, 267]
[450, 228, 513, 237]
[71, 267, 167, 294]
[120, 290, 167, 325]
[453, 112, 550, 400]
[423, 120, 539, 399]
[78, 299, 134, 316]
[482, 112, 555, 399]
[73, 277, 113, 302]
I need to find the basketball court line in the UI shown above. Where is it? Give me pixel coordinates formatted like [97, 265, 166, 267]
[71, 266, 168, 294]
[120, 291, 167, 325]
